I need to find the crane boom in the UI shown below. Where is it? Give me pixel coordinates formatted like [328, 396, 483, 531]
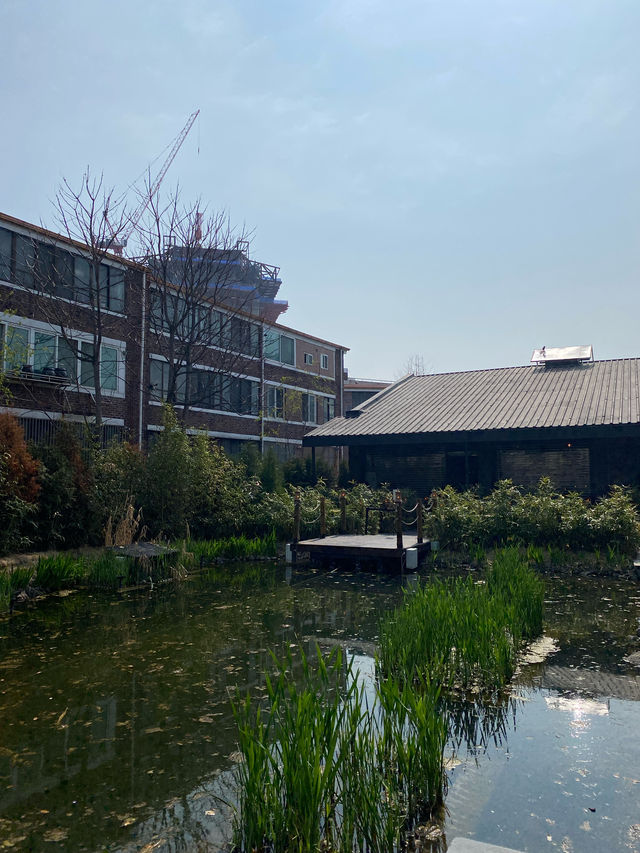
[121, 109, 200, 245]
[104, 109, 200, 254]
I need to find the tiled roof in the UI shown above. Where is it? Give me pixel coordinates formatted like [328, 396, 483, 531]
[307, 359, 640, 442]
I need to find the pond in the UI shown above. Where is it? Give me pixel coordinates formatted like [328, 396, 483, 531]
[1, 566, 639, 852]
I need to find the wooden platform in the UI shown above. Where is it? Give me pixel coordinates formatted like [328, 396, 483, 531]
[293, 534, 432, 571]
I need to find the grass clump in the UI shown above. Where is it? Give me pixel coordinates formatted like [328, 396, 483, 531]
[378, 547, 544, 693]
[230, 550, 543, 850]
[231, 647, 448, 853]
[33, 554, 85, 591]
[186, 531, 278, 565]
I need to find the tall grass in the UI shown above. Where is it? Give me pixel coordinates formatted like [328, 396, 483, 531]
[378, 549, 544, 693]
[33, 554, 85, 591]
[186, 530, 278, 565]
[231, 647, 447, 852]
[228, 550, 545, 850]
[0, 565, 34, 611]
[86, 551, 135, 589]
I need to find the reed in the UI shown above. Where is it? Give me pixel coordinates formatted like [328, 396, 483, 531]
[86, 551, 134, 589]
[186, 530, 278, 566]
[378, 548, 544, 693]
[231, 647, 447, 852]
[0, 565, 35, 611]
[33, 554, 85, 591]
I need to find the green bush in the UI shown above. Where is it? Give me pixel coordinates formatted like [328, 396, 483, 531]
[427, 478, 640, 555]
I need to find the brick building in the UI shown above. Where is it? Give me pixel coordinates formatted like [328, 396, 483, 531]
[0, 212, 347, 461]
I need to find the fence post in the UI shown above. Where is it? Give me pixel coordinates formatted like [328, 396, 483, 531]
[417, 500, 423, 544]
[340, 491, 347, 534]
[320, 496, 326, 538]
[395, 494, 403, 551]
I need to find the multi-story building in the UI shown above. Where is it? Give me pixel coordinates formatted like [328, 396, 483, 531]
[0, 211, 347, 462]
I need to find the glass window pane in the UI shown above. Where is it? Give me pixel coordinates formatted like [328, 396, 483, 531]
[175, 369, 187, 404]
[211, 311, 222, 346]
[55, 248, 74, 299]
[74, 257, 90, 303]
[14, 236, 35, 288]
[264, 329, 280, 360]
[6, 326, 29, 370]
[326, 398, 335, 421]
[109, 268, 125, 312]
[57, 337, 77, 380]
[0, 228, 13, 282]
[34, 333, 56, 372]
[36, 243, 56, 291]
[281, 335, 294, 365]
[149, 359, 167, 400]
[101, 345, 118, 391]
[80, 341, 96, 387]
[98, 264, 109, 309]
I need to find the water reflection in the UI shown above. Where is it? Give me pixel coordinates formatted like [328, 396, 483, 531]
[1, 570, 639, 852]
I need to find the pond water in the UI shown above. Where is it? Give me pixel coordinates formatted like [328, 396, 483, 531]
[1, 566, 639, 852]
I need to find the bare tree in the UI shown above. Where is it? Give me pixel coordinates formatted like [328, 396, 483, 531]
[136, 185, 266, 422]
[33, 170, 133, 433]
[394, 352, 430, 379]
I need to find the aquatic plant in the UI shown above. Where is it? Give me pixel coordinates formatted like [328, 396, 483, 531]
[33, 553, 85, 591]
[231, 646, 448, 852]
[186, 530, 278, 566]
[378, 548, 544, 692]
[0, 564, 34, 611]
[86, 550, 134, 589]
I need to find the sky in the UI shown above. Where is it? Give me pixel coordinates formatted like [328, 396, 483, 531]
[1, 0, 639, 380]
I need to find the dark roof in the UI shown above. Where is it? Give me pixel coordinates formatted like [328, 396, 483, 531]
[305, 359, 640, 444]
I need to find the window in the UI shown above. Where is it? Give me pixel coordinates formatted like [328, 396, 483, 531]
[266, 386, 285, 418]
[149, 359, 186, 404]
[323, 397, 335, 422]
[79, 341, 96, 387]
[57, 337, 77, 380]
[74, 257, 91, 303]
[0, 228, 12, 281]
[14, 235, 35, 288]
[0, 321, 120, 391]
[5, 326, 28, 370]
[302, 393, 317, 424]
[321, 354, 329, 370]
[101, 346, 119, 391]
[264, 329, 295, 365]
[281, 335, 294, 365]
[304, 352, 313, 365]
[33, 332, 56, 372]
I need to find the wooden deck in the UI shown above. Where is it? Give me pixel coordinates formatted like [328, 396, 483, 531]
[293, 534, 432, 571]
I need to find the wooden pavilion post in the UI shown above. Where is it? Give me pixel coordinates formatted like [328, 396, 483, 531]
[395, 494, 403, 551]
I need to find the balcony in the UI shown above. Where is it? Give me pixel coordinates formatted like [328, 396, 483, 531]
[5, 365, 71, 387]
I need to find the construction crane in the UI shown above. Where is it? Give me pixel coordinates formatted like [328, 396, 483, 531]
[107, 109, 200, 255]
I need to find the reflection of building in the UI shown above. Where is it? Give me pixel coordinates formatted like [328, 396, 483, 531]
[542, 666, 640, 702]
[305, 349, 640, 496]
[0, 211, 347, 461]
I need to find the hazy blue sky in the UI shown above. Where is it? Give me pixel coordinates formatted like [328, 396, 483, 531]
[2, 0, 639, 379]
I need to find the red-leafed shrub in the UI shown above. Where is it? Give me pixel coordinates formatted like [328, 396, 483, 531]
[0, 414, 40, 502]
